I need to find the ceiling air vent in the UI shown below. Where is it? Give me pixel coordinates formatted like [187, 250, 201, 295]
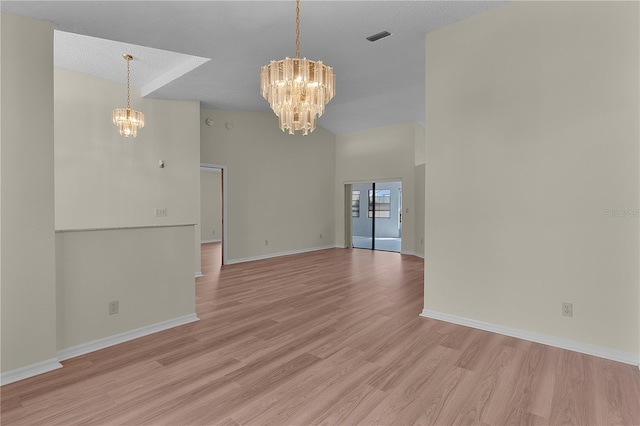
[366, 31, 392, 42]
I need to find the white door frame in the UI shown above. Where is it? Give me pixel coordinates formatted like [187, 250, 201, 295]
[200, 163, 228, 265]
[344, 184, 353, 249]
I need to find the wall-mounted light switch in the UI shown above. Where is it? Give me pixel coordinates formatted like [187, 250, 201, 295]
[109, 300, 119, 315]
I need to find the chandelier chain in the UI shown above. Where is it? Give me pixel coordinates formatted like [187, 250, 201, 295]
[295, 0, 300, 58]
[126, 58, 131, 109]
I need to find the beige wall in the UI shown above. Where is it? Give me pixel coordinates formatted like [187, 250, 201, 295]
[56, 226, 195, 350]
[54, 68, 200, 230]
[424, 2, 639, 358]
[200, 109, 335, 262]
[54, 67, 201, 275]
[415, 124, 426, 167]
[200, 170, 222, 242]
[1, 14, 58, 373]
[335, 122, 423, 255]
[53, 67, 201, 351]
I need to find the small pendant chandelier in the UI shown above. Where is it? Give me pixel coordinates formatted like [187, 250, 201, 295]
[112, 54, 145, 138]
[260, 0, 335, 135]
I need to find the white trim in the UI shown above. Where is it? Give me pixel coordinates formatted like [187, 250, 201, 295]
[401, 250, 424, 259]
[344, 184, 353, 250]
[201, 239, 222, 244]
[420, 309, 639, 366]
[200, 163, 228, 265]
[227, 246, 335, 265]
[56, 223, 195, 233]
[200, 165, 221, 173]
[195, 271, 203, 278]
[1, 358, 62, 386]
[57, 313, 199, 362]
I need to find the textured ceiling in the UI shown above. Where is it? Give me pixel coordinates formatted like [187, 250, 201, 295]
[54, 31, 209, 95]
[1, 1, 506, 135]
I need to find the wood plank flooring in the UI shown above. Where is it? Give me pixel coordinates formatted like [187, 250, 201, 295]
[2, 243, 639, 425]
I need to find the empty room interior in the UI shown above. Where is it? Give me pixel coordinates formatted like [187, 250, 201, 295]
[1, 1, 639, 425]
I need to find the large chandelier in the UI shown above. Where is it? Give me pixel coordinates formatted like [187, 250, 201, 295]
[260, 0, 335, 135]
[113, 54, 145, 138]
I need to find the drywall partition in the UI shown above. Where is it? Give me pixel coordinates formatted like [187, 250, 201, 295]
[200, 109, 336, 263]
[54, 68, 200, 354]
[200, 169, 222, 242]
[1, 13, 59, 379]
[423, 1, 639, 364]
[55, 226, 196, 353]
[335, 122, 420, 256]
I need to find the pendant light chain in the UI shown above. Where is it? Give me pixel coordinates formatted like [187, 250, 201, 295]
[295, 0, 300, 59]
[126, 58, 131, 109]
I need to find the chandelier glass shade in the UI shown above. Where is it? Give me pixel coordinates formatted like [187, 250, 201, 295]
[113, 54, 145, 138]
[112, 107, 144, 137]
[260, 0, 335, 135]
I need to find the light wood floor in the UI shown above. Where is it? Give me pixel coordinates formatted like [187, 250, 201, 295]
[2, 243, 639, 425]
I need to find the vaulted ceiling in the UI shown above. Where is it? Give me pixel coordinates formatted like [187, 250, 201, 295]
[1, 1, 505, 134]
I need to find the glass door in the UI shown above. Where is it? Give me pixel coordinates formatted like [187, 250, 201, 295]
[351, 181, 402, 252]
[351, 183, 373, 249]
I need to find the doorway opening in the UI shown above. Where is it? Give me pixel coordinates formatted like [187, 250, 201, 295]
[200, 163, 228, 267]
[349, 181, 402, 253]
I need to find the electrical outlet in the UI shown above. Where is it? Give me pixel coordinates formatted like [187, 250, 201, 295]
[265, 239, 268, 246]
[109, 300, 119, 315]
[562, 302, 573, 317]
[154, 208, 167, 217]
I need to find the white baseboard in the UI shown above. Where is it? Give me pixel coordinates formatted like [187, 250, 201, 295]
[401, 250, 425, 259]
[227, 245, 336, 265]
[57, 313, 199, 362]
[201, 239, 221, 244]
[1, 358, 63, 386]
[420, 309, 639, 366]
[2, 314, 201, 385]
[195, 271, 203, 278]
